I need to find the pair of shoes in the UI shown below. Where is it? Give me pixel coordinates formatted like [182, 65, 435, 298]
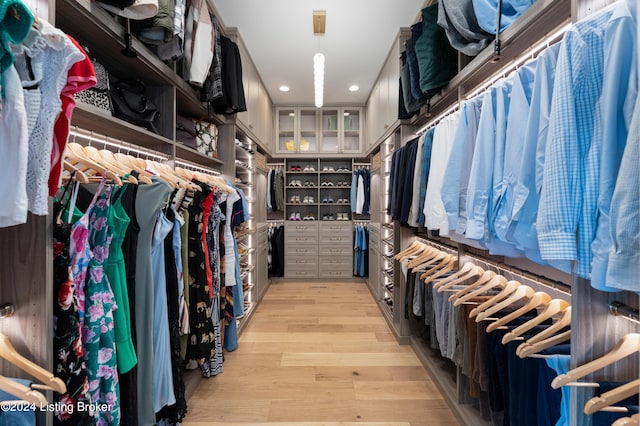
[303, 180, 315, 187]
[288, 212, 302, 221]
[337, 198, 349, 203]
[289, 180, 302, 187]
[322, 214, 336, 221]
[336, 213, 349, 221]
[302, 214, 316, 221]
[336, 167, 351, 172]
[303, 166, 316, 171]
[303, 196, 315, 204]
[322, 166, 335, 172]
[289, 196, 302, 203]
[322, 197, 335, 203]
[290, 165, 302, 171]
[321, 180, 334, 186]
[336, 180, 349, 186]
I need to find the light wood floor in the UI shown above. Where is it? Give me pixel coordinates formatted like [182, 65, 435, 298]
[184, 280, 460, 426]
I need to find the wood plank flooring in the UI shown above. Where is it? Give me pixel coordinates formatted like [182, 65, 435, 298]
[184, 281, 459, 426]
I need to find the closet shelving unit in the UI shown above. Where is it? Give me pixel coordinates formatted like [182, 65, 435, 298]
[283, 158, 354, 222]
[234, 137, 257, 331]
[377, 133, 399, 326]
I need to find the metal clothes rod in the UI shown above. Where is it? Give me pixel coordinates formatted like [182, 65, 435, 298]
[69, 128, 169, 161]
[609, 301, 640, 324]
[174, 159, 221, 176]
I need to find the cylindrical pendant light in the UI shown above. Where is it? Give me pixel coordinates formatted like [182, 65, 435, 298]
[314, 52, 325, 108]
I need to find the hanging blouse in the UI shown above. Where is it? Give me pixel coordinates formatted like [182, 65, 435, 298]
[12, 20, 84, 215]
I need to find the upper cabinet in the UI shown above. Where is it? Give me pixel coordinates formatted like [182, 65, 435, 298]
[276, 107, 363, 156]
[366, 32, 403, 152]
[235, 34, 274, 152]
[320, 108, 363, 154]
[276, 107, 318, 154]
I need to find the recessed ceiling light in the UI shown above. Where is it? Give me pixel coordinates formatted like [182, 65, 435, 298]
[349, 85, 359, 92]
[344, 112, 350, 116]
[279, 85, 290, 92]
[289, 112, 295, 117]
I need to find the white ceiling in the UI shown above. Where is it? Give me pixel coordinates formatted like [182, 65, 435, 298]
[210, 0, 426, 107]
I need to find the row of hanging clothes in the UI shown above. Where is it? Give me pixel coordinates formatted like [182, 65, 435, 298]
[54, 139, 250, 426]
[350, 165, 370, 216]
[266, 166, 285, 213]
[353, 222, 369, 277]
[396, 240, 639, 426]
[390, 0, 640, 294]
[267, 221, 284, 277]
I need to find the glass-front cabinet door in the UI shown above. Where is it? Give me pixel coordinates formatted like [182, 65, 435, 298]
[341, 108, 362, 153]
[298, 108, 318, 153]
[277, 108, 297, 153]
[320, 108, 340, 153]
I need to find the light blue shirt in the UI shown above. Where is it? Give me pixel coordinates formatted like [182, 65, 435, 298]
[493, 60, 537, 245]
[416, 127, 435, 225]
[606, 98, 640, 293]
[537, 5, 616, 277]
[441, 96, 483, 232]
[591, 0, 637, 291]
[511, 43, 561, 264]
[466, 78, 521, 256]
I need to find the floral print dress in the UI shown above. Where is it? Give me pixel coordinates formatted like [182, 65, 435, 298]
[81, 181, 120, 425]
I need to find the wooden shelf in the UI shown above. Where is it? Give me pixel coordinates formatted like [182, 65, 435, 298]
[71, 102, 174, 154]
[175, 144, 224, 168]
[56, 0, 224, 123]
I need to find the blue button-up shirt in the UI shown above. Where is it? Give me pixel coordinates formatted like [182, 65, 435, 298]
[416, 127, 435, 226]
[591, 0, 637, 291]
[537, 5, 616, 277]
[441, 96, 483, 233]
[466, 78, 522, 257]
[511, 43, 561, 265]
[606, 96, 640, 293]
[493, 60, 537, 245]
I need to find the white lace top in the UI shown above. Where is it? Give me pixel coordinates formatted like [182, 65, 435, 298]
[12, 20, 83, 215]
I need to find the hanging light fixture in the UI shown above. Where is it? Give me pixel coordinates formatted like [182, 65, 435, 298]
[313, 10, 326, 108]
[314, 52, 325, 108]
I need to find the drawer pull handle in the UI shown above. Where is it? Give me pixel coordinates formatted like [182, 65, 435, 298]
[330, 260, 341, 264]
[329, 249, 342, 253]
[296, 249, 308, 253]
[330, 237, 341, 241]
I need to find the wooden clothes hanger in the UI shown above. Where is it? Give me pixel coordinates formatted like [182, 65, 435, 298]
[515, 306, 572, 356]
[62, 161, 89, 184]
[0, 334, 65, 394]
[503, 299, 570, 344]
[406, 246, 440, 269]
[612, 413, 640, 426]
[475, 284, 534, 322]
[421, 255, 457, 283]
[449, 270, 498, 304]
[65, 142, 123, 186]
[486, 291, 552, 332]
[395, 241, 426, 262]
[83, 145, 138, 184]
[435, 263, 483, 291]
[518, 329, 571, 358]
[469, 279, 520, 317]
[551, 333, 640, 389]
[0, 376, 47, 406]
[583, 379, 640, 415]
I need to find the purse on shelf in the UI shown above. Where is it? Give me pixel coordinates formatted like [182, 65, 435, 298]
[74, 48, 114, 114]
[110, 78, 161, 134]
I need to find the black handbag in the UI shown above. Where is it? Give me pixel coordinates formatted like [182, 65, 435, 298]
[110, 79, 160, 134]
